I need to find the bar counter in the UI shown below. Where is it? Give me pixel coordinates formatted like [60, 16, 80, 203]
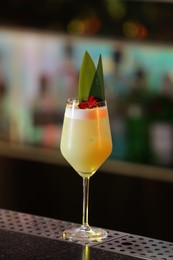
[0, 209, 172, 259]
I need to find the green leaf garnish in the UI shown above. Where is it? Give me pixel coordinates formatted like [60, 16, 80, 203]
[89, 55, 105, 101]
[78, 51, 96, 102]
[78, 51, 105, 102]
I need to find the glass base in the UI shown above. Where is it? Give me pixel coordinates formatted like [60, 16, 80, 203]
[63, 225, 107, 242]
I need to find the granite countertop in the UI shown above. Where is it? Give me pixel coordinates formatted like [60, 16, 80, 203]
[0, 228, 139, 260]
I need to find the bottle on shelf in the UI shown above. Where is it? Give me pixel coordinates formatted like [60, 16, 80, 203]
[31, 75, 60, 148]
[147, 74, 173, 167]
[125, 67, 149, 164]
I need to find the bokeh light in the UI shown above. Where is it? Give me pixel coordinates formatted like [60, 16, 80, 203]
[67, 16, 101, 36]
[106, 0, 126, 20]
[123, 21, 148, 39]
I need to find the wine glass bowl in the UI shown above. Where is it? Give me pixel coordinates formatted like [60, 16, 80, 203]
[60, 98, 112, 241]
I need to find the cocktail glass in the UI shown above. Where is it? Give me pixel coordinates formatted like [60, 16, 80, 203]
[60, 98, 112, 241]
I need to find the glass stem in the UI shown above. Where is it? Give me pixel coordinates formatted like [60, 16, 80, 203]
[82, 177, 90, 230]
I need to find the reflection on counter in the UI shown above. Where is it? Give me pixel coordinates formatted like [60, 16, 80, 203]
[0, 28, 173, 168]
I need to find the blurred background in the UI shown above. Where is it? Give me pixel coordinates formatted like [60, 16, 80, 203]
[0, 0, 173, 242]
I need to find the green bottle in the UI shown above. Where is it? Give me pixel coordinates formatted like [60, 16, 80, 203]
[148, 94, 173, 167]
[126, 68, 149, 163]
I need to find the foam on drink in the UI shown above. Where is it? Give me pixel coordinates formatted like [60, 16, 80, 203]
[65, 105, 108, 120]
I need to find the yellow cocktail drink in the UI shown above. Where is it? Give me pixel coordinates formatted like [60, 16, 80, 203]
[60, 52, 112, 241]
[60, 100, 112, 177]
